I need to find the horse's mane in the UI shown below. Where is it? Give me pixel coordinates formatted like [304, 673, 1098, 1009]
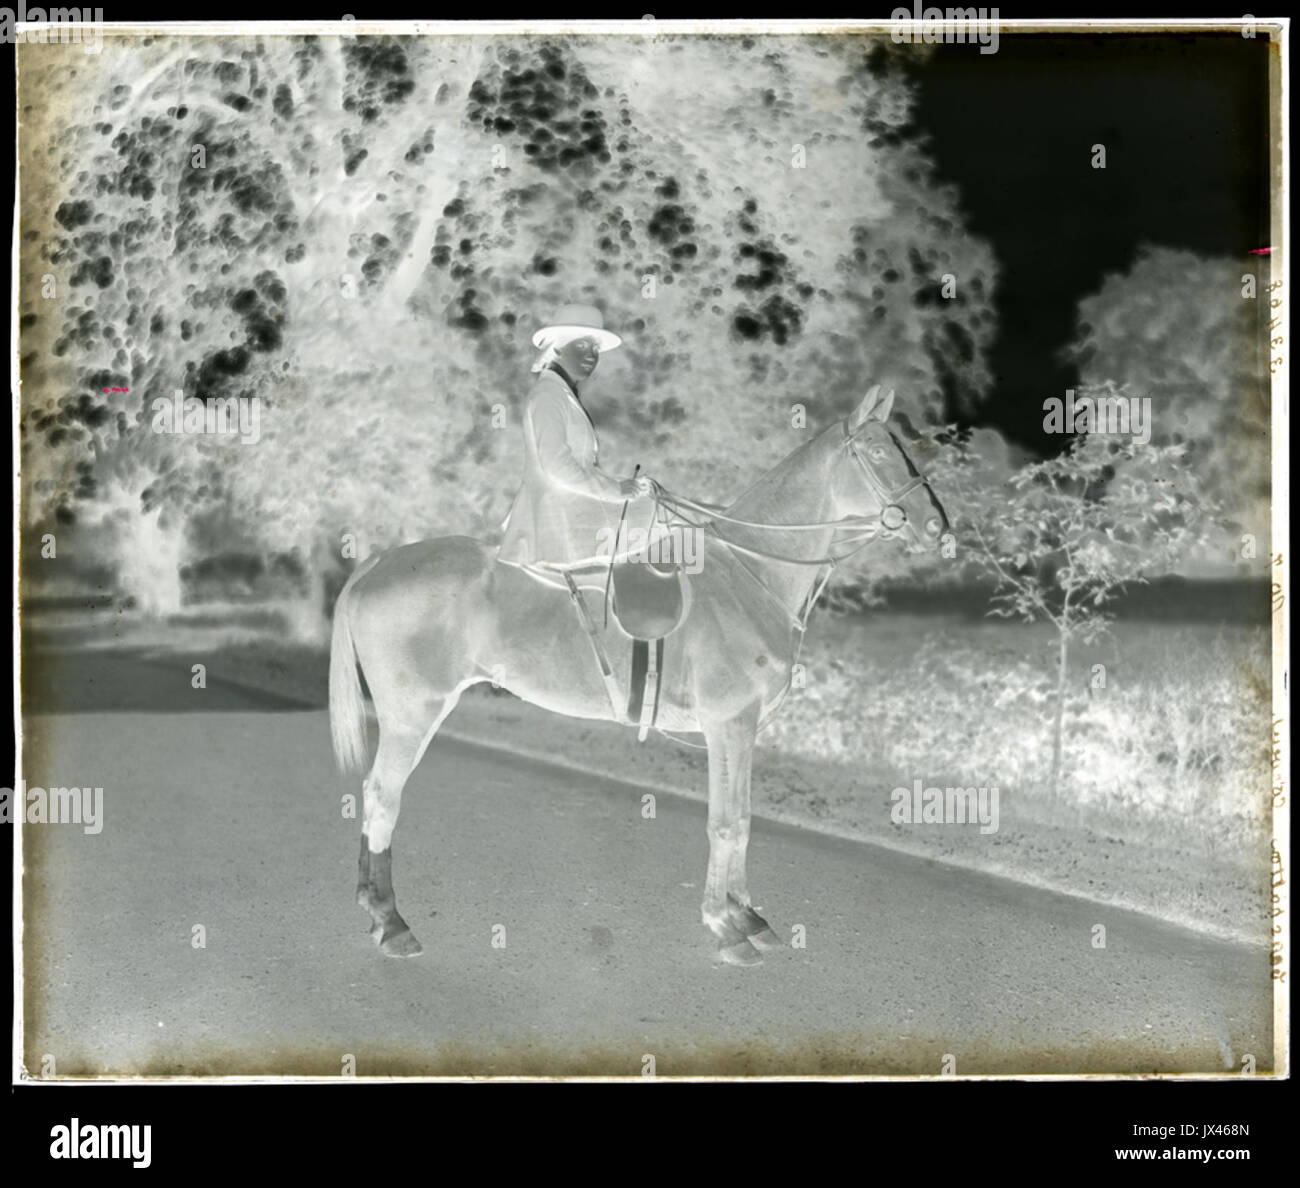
[722, 419, 841, 518]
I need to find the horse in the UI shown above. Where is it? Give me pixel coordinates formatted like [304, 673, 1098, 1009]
[329, 385, 948, 965]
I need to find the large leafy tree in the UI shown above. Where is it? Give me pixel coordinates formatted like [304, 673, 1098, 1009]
[20, 32, 998, 615]
[1063, 244, 1271, 566]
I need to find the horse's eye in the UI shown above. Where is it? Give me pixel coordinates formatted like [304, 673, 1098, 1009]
[869, 447, 886, 461]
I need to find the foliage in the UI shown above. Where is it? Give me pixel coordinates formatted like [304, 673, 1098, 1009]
[766, 619, 1270, 840]
[19, 33, 998, 614]
[1063, 244, 1270, 557]
[936, 418, 1219, 795]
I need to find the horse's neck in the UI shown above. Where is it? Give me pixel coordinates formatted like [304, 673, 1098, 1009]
[715, 430, 841, 619]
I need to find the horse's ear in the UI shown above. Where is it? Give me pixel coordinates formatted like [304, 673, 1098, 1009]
[849, 385, 895, 430]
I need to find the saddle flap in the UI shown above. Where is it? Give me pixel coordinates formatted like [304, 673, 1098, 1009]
[611, 555, 688, 641]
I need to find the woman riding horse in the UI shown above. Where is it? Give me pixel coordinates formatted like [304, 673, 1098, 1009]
[497, 303, 655, 577]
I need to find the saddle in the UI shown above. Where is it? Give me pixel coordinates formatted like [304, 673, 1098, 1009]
[610, 556, 689, 640]
[611, 549, 691, 738]
[559, 519, 692, 742]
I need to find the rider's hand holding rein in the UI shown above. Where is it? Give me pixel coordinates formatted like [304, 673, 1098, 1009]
[620, 475, 654, 499]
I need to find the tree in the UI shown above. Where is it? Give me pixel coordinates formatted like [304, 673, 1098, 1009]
[1063, 244, 1270, 568]
[19, 33, 999, 618]
[943, 419, 1218, 797]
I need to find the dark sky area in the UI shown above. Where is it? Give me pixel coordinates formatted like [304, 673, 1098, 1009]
[908, 34, 1272, 456]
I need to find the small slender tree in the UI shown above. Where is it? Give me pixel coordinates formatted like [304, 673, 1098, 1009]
[942, 403, 1219, 797]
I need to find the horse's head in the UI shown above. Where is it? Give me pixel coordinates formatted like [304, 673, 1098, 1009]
[836, 386, 948, 554]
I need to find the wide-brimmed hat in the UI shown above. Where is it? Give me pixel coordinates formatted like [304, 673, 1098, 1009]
[532, 303, 622, 352]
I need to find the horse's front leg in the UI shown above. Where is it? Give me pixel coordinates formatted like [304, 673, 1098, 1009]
[717, 716, 783, 953]
[701, 705, 766, 966]
[723, 752, 784, 954]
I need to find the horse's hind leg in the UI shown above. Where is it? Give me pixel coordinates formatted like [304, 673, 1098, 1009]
[356, 833, 371, 910]
[357, 725, 425, 957]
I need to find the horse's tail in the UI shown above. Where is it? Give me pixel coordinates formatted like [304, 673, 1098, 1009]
[329, 555, 380, 775]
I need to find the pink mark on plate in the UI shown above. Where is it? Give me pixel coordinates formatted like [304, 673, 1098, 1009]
[1250, 248, 1272, 255]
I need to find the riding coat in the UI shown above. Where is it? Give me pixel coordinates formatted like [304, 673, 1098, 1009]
[499, 365, 647, 568]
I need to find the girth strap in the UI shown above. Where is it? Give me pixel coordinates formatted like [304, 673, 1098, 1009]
[629, 639, 648, 723]
[631, 638, 665, 743]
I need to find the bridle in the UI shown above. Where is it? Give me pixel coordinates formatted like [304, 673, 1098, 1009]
[645, 420, 942, 747]
[653, 419, 938, 567]
[842, 419, 935, 534]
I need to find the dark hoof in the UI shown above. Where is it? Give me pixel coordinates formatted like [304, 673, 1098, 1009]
[716, 938, 762, 967]
[380, 929, 423, 958]
[747, 927, 785, 952]
[728, 897, 781, 951]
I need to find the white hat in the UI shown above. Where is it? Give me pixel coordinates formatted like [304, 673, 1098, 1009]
[532, 303, 622, 352]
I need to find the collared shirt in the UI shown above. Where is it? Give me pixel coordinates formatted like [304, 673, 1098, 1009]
[545, 361, 597, 438]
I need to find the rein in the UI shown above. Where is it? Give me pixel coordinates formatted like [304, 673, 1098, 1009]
[655, 489, 882, 568]
[626, 417, 936, 748]
[647, 420, 936, 748]
[652, 419, 935, 569]
[655, 490, 883, 537]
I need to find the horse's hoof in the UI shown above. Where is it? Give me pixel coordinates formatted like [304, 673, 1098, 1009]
[747, 927, 784, 952]
[716, 938, 762, 967]
[727, 896, 779, 949]
[380, 929, 423, 958]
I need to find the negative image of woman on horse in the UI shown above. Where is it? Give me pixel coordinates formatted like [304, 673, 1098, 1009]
[330, 297, 948, 964]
